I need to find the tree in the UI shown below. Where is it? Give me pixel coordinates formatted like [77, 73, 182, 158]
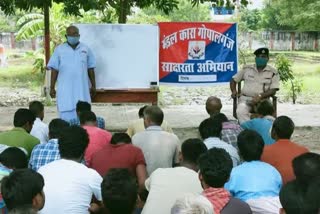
[275, 54, 303, 104]
[129, 0, 211, 23]
[261, 0, 320, 31]
[238, 8, 262, 31]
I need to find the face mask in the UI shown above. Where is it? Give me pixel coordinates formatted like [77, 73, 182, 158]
[66, 36, 80, 45]
[255, 57, 268, 67]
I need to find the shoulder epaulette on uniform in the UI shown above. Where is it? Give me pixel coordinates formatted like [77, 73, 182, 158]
[242, 64, 255, 69]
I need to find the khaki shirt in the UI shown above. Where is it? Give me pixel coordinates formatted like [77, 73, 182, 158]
[233, 64, 279, 97]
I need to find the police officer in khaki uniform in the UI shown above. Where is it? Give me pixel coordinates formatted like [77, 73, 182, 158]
[230, 47, 279, 123]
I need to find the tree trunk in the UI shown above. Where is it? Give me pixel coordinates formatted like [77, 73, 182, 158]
[291, 80, 296, 104]
[44, 4, 50, 64]
[118, 0, 128, 23]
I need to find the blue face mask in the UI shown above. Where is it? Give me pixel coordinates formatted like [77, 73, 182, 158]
[66, 36, 80, 46]
[255, 57, 268, 67]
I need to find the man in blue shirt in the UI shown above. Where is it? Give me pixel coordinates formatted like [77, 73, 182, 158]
[48, 25, 96, 121]
[240, 100, 275, 145]
[225, 130, 282, 214]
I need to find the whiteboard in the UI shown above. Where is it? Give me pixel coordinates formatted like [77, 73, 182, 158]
[76, 24, 159, 89]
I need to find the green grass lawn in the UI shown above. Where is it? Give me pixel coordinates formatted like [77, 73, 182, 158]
[0, 64, 43, 90]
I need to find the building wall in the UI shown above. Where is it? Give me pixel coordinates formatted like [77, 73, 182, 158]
[239, 31, 320, 51]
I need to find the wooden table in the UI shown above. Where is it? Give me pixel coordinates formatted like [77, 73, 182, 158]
[93, 88, 159, 105]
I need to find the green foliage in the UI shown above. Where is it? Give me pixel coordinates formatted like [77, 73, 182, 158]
[238, 8, 262, 31]
[129, 0, 211, 23]
[261, 0, 320, 31]
[0, 0, 97, 16]
[275, 54, 303, 104]
[96, 0, 179, 23]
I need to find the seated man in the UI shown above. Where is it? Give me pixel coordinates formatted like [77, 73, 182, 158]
[29, 119, 69, 171]
[199, 117, 240, 167]
[205, 96, 222, 117]
[38, 126, 102, 214]
[230, 47, 279, 123]
[171, 194, 213, 214]
[213, 113, 243, 149]
[198, 148, 252, 214]
[1, 169, 45, 213]
[126, 105, 173, 137]
[261, 116, 309, 184]
[101, 168, 138, 214]
[142, 138, 207, 214]
[0, 109, 39, 155]
[80, 111, 112, 165]
[240, 100, 275, 145]
[0, 147, 28, 212]
[132, 106, 180, 175]
[69, 101, 105, 129]
[89, 133, 146, 190]
[225, 130, 282, 214]
[292, 152, 320, 187]
[29, 101, 49, 144]
[279, 179, 320, 214]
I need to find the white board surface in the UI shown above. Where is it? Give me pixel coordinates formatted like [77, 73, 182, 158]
[76, 24, 159, 89]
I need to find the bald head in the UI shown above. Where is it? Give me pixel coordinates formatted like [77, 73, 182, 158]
[66, 26, 79, 37]
[205, 96, 222, 116]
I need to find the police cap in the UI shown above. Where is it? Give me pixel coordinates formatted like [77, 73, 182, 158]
[254, 48, 269, 56]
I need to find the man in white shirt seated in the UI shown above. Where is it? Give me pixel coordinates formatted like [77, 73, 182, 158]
[126, 105, 173, 137]
[142, 138, 208, 214]
[199, 117, 240, 167]
[132, 106, 181, 175]
[38, 126, 103, 214]
[29, 101, 49, 144]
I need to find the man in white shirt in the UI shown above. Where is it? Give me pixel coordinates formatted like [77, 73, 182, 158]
[142, 138, 207, 214]
[29, 101, 49, 144]
[199, 117, 240, 167]
[132, 106, 180, 176]
[38, 126, 102, 214]
[126, 105, 173, 137]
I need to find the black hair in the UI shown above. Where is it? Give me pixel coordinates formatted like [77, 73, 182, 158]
[272, 116, 295, 139]
[0, 147, 28, 169]
[198, 117, 222, 139]
[198, 148, 233, 188]
[76, 101, 91, 112]
[48, 118, 70, 139]
[79, 111, 97, 125]
[1, 169, 44, 210]
[257, 100, 274, 116]
[143, 106, 164, 126]
[101, 168, 138, 214]
[293, 152, 320, 187]
[110, 133, 131, 145]
[138, 105, 148, 118]
[237, 130, 264, 161]
[58, 126, 89, 160]
[6, 206, 37, 214]
[28, 101, 44, 117]
[181, 138, 207, 164]
[213, 113, 229, 123]
[280, 180, 320, 214]
[13, 109, 35, 127]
